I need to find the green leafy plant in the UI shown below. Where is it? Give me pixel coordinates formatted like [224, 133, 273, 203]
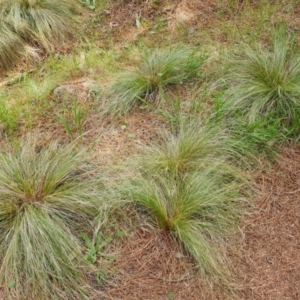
[104, 46, 205, 115]
[225, 29, 300, 135]
[81, 231, 114, 264]
[57, 101, 85, 140]
[78, 0, 96, 10]
[225, 115, 282, 160]
[0, 99, 19, 134]
[0, 138, 103, 299]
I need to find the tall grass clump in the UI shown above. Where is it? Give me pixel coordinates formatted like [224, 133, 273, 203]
[126, 163, 245, 283]
[225, 29, 300, 135]
[122, 120, 248, 284]
[0, 0, 79, 70]
[0, 0, 79, 47]
[136, 118, 247, 176]
[104, 46, 204, 115]
[0, 25, 25, 71]
[0, 139, 103, 299]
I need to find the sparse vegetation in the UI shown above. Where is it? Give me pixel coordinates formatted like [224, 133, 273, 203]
[0, 0, 299, 299]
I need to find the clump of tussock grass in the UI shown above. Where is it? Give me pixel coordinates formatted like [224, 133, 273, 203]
[119, 119, 249, 285]
[225, 29, 300, 135]
[135, 117, 250, 176]
[136, 117, 243, 181]
[103, 46, 205, 115]
[24, 75, 61, 101]
[125, 163, 245, 284]
[0, 139, 105, 299]
[0, 0, 79, 48]
[0, 25, 25, 71]
[0, 0, 80, 70]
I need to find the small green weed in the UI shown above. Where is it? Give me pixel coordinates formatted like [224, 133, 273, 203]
[78, 0, 96, 10]
[57, 101, 85, 140]
[81, 231, 114, 264]
[0, 99, 19, 134]
[227, 116, 282, 160]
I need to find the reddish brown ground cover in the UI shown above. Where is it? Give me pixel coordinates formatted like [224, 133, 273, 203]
[237, 146, 300, 300]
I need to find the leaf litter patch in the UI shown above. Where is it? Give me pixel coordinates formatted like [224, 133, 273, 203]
[235, 144, 300, 300]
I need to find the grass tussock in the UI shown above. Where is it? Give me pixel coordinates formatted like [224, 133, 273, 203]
[0, 0, 79, 70]
[0, 0, 79, 46]
[135, 118, 249, 176]
[138, 123, 225, 175]
[225, 29, 300, 134]
[25, 75, 61, 101]
[0, 139, 103, 299]
[0, 25, 25, 71]
[104, 46, 204, 115]
[126, 164, 245, 284]
[121, 120, 248, 284]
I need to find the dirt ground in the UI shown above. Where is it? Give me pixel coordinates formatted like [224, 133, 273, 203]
[102, 0, 300, 45]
